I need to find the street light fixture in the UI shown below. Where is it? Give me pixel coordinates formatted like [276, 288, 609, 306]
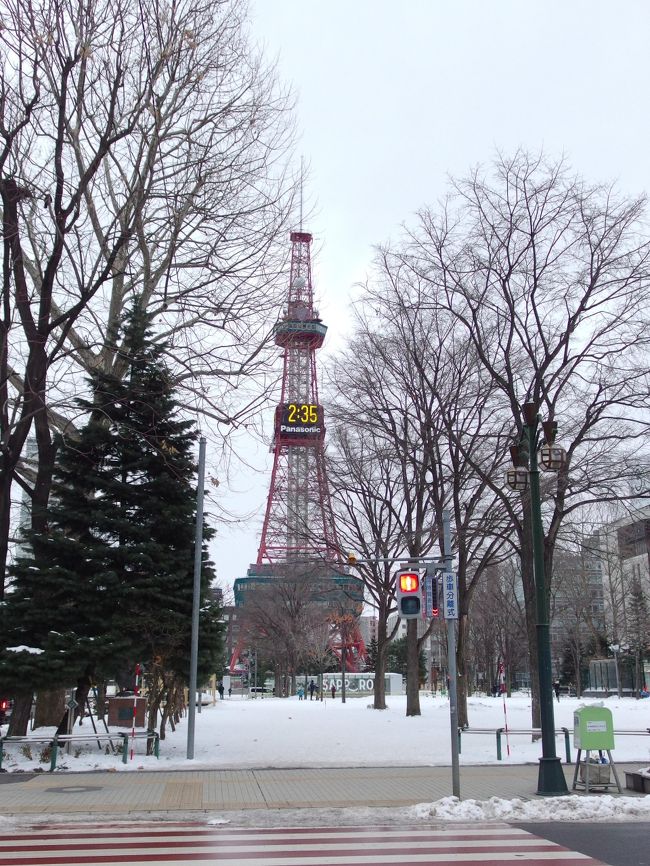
[505, 402, 569, 796]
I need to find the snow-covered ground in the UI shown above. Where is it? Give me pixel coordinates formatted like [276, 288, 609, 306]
[3, 691, 650, 772]
[3, 692, 650, 824]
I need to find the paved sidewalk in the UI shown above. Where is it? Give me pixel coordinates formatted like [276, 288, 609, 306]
[0, 763, 643, 817]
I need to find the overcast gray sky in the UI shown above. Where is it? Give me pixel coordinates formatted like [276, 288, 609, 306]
[213, 0, 650, 589]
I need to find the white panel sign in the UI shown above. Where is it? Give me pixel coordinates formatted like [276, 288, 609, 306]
[443, 572, 458, 620]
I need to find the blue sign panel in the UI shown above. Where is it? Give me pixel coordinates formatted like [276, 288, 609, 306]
[424, 574, 434, 618]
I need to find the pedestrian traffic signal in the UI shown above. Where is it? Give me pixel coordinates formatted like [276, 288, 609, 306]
[431, 575, 439, 618]
[396, 570, 422, 619]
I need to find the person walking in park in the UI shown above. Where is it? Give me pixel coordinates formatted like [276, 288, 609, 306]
[553, 680, 560, 702]
[308, 680, 316, 700]
[217, 682, 225, 700]
[331, 683, 336, 699]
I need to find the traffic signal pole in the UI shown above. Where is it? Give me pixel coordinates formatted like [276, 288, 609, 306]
[187, 436, 206, 760]
[347, 509, 460, 798]
[442, 509, 460, 799]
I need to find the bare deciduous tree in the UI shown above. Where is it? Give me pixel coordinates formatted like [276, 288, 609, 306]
[327, 301, 510, 721]
[389, 150, 650, 726]
[0, 0, 297, 587]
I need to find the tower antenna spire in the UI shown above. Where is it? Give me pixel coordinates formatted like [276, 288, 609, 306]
[299, 156, 304, 231]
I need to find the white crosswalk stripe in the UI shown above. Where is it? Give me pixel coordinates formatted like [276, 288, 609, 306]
[0, 822, 609, 865]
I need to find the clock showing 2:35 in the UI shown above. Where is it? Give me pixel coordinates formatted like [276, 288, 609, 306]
[275, 402, 324, 438]
[287, 403, 318, 424]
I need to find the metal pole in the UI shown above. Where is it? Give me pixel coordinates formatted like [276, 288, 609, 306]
[187, 436, 206, 760]
[442, 509, 460, 799]
[524, 406, 568, 795]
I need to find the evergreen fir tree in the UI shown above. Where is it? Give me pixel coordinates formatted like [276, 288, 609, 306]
[366, 638, 378, 672]
[0, 304, 222, 720]
[387, 636, 427, 683]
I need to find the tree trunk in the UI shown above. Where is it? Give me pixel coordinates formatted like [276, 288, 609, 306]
[33, 689, 65, 728]
[94, 682, 107, 721]
[0, 480, 12, 599]
[373, 613, 389, 710]
[7, 691, 32, 736]
[456, 614, 470, 728]
[405, 619, 421, 716]
[31, 416, 56, 535]
[54, 669, 93, 737]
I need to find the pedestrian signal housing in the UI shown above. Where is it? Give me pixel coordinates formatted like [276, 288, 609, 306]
[396, 570, 423, 619]
[430, 575, 439, 618]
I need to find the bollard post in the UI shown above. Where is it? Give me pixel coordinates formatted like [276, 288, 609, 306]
[0, 738, 3, 771]
[50, 737, 58, 772]
[496, 728, 503, 761]
[121, 733, 128, 764]
[562, 727, 572, 764]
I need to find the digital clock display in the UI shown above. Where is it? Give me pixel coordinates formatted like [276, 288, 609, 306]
[287, 403, 318, 425]
[275, 402, 325, 441]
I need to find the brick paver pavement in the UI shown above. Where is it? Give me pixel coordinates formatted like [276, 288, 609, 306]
[0, 763, 644, 817]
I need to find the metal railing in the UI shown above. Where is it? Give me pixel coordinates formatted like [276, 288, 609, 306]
[457, 727, 650, 764]
[0, 729, 159, 771]
[456, 727, 572, 763]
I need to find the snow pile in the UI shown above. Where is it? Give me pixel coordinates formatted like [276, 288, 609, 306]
[411, 794, 650, 822]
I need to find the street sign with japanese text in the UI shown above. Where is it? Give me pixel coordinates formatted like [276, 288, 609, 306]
[443, 571, 458, 620]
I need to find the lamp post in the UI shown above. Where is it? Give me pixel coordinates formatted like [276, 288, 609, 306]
[609, 644, 621, 698]
[608, 643, 628, 698]
[505, 402, 568, 796]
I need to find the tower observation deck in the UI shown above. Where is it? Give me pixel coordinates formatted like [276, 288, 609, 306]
[230, 230, 365, 677]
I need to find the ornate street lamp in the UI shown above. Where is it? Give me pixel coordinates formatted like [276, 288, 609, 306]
[506, 445, 529, 491]
[505, 403, 569, 796]
[538, 422, 567, 472]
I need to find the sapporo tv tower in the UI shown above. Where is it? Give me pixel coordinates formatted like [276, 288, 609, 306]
[259, 229, 334, 563]
[231, 229, 366, 675]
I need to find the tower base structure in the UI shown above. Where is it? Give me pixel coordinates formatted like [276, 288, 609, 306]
[230, 563, 366, 674]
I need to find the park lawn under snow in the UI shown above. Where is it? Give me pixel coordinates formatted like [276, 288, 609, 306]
[3, 691, 650, 773]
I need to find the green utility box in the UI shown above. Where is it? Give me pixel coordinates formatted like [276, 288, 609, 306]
[574, 706, 615, 751]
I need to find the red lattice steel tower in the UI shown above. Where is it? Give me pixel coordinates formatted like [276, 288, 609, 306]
[257, 231, 338, 564]
[230, 230, 366, 676]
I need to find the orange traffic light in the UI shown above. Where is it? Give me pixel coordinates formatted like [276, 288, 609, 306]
[399, 572, 420, 592]
[396, 570, 423, 619]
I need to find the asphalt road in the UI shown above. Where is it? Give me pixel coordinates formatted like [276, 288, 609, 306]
[517, 822, 650, 866]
